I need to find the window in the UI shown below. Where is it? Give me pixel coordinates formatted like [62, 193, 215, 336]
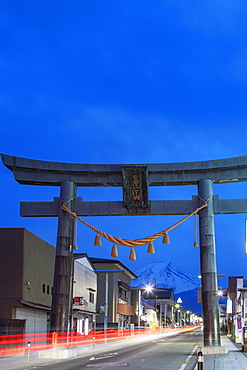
[43, 284, 45, 293]
[118, 281, 130, 301]
[118, 287, 128, 301]
[47, 285, 50, 294]
[89, 292, 94, 303]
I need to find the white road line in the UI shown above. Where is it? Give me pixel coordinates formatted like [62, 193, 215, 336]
[178, 345, 198, 370]
[90, 355, 115, 360]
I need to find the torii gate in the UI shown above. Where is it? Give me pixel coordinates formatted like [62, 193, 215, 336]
[2, 153, 247, 347]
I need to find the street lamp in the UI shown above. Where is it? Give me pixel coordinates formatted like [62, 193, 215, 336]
[145, 284, 153, 293]
[174, 303, 180, 326]
[138, 289, 141, 328]
[177, 297, 182, 326]
[159, 303, 162, 328]
[185, 310, 191, 325]
[138, 284, 154, 328]
[173, 298, 182, 326]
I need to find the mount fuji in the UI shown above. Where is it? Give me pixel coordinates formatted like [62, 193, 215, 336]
[132, 261, 200, 293]
[132, 261, 201, 313]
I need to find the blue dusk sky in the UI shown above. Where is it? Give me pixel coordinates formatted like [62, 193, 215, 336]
[1, 1, 247, 287]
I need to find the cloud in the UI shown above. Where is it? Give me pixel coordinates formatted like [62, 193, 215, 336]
[61, 104, 247, 164]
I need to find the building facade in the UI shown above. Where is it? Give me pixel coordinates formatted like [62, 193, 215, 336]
[131, 288, 175, 327]
[0, 229, 97, 337]
[0, 228, 55, 336]
[87, 257, 137, 329]
[72, 255, 97, 334]
[226, 276, 247, 345]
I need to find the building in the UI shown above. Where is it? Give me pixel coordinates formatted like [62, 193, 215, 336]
[226, 276, 247, 345]
[87, 257, 137, 330]
[215, 276, 247, 347]
[155, 289, 175, 325]
[72, 254, 97, 334]
[0, 229, 97, 337]
[131, 288, 175, 327]
[0, 228, 55, 336]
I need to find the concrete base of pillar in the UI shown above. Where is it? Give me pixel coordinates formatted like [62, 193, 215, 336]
[242, 344, 247, 352]
[197, 345, 228, 355]
[38, 348, 79, 359]
[38, 346, 91, 360]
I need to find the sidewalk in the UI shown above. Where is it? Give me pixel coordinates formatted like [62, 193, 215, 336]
[194, 335, 247, 369]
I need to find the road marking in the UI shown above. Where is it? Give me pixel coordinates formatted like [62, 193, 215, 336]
[178, 346, 198, 370]
[89, 351, 119, 361]
[184, 333, 201, 335]
[86, 362, 128, 367]
[90, 355, 114, 360]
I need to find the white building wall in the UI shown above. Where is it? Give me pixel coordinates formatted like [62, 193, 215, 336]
[72, 257, 97, 334]
[73, 257, 97, 313]
[16, 307, 48, 343]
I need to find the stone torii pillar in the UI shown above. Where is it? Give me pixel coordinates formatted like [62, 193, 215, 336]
[51, 181, 77, 332]
[198, 179, 220, 346]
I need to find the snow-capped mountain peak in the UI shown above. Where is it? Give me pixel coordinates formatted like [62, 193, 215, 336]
[131, 261, 200, 293]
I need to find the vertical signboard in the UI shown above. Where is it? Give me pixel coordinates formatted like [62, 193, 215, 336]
[122, 166, 149, 211]
[226, 297, 232, 314]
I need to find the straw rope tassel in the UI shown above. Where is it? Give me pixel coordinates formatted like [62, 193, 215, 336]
[194, 214, 199, 247]
[111, 244, 118, 257]
[94, 233, 102, 246]
[73, 218, 78, 251]
[162, 232, 170, 244]
[147, 242, 155, 253]
[129, 248, 136, 261]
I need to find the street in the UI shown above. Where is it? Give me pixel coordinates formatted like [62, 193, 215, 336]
[12, 328, 203, 370]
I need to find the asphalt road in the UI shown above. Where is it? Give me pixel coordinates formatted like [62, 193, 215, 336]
[15, 328, 203, 370]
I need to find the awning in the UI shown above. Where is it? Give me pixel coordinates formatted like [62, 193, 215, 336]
[20, 300, 51, 311]
[143, 301, 155, 310]
[117, 303, 134, 316]
[72, 308, 97, 315]
[118, 281, 131, 291]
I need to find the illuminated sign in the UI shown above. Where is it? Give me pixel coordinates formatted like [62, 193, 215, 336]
[74, 297, 88, 306]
